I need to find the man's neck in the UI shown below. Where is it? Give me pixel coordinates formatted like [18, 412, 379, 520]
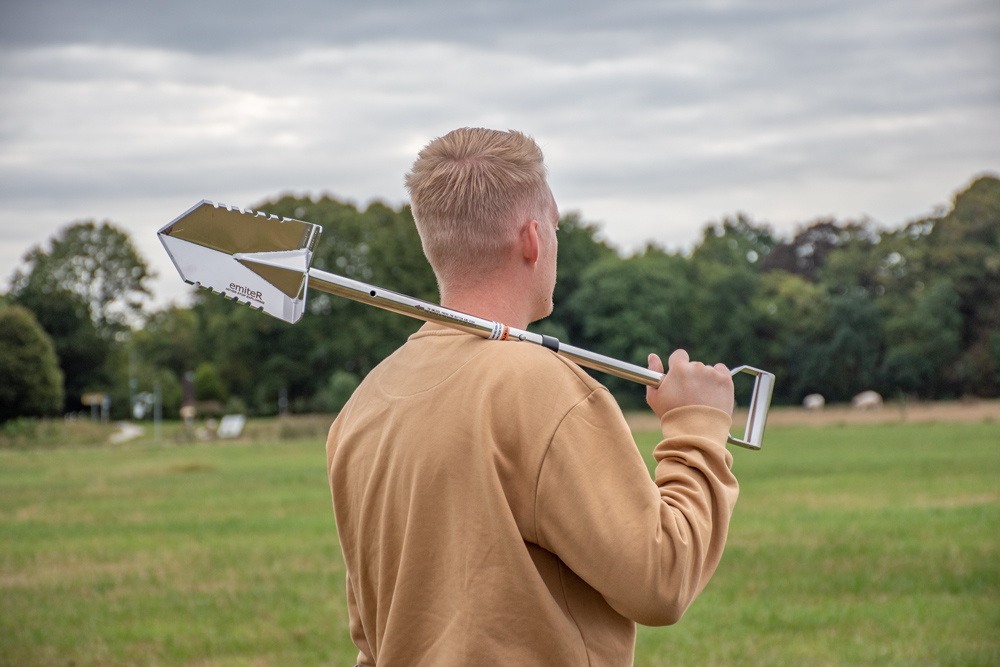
[440, 284, 535, 330]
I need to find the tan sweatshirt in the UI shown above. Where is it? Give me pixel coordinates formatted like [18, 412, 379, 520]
[326, 323, 739, 666]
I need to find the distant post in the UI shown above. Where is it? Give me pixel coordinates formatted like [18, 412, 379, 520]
[128, 341, 136, 422]
[154, 382, 162, 441]
[181, 371, 196, 436]
[81, 393, 107, 422]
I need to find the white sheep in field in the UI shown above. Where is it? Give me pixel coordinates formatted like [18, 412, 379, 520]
[852, 390, 883, 411]
[803, 394, 825, 410]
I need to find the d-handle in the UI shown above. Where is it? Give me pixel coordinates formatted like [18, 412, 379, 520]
[727, 366, 775, 450]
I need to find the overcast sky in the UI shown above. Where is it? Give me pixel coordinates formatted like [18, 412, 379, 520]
[2, 0, 998, 309]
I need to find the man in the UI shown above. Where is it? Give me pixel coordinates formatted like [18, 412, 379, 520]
[326, 128, 739, 666]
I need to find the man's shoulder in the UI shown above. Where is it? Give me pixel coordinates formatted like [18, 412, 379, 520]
[475, 335, 605, 395]
[395, 326, 605, 395]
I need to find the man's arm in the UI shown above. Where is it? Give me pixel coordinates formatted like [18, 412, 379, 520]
[346, 570, 375, 666]
[533, 349, 739, 626]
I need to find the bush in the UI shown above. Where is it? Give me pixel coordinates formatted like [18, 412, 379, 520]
[194, 362, 228, 403]
[314, 370, 360, 413]
[0, 305, 64, 422]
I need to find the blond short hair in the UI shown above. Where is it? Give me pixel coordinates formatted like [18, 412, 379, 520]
[405, 128, 549, 282]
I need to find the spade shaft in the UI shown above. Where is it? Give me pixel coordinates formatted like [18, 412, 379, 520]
[299, 265, 664, 386]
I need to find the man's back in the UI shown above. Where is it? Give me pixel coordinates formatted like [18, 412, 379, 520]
[327, 323, 738, 666]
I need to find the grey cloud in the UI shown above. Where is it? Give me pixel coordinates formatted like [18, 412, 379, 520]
[3, 0, 994, 56]
[1, 0, 997, 306]
[0, 0, 722, 52]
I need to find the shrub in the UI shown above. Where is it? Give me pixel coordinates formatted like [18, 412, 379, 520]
[0, 305, 64, 422]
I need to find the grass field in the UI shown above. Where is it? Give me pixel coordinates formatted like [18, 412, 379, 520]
[1, 420, 998, 666]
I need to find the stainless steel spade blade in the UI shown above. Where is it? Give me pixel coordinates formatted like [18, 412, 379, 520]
[158, 200, 320, 323]
[158, 200, 775, 449]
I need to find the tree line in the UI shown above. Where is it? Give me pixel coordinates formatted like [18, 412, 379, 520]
[2, 175, 998, 422]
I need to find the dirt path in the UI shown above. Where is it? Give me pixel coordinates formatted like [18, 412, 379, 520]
[623, 399, 1000, 432]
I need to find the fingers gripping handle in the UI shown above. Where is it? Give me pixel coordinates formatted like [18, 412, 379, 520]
[556, 342, 774, 449]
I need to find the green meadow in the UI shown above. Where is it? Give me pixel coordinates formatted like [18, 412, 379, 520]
[1, 421, 998, 666]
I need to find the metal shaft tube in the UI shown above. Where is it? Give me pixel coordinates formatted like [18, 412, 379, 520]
[305, 266, 771, 450]
[306, 267, 664, 386]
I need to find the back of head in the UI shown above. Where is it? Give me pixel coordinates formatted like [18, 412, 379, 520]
[405, 128, 548, 285]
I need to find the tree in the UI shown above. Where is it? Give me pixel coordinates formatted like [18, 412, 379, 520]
[10, 221, 153, 337]
[10, 287, 110, 412]
[314, 370, 360, 413]
[0, 305, 64, 422]
[687, 261, 763, 367]
[194, 362, 228, 403]
[762, 219, 880, 282]
[543, 212, 618, 342]
[567, 250, 696, 406]
[918, 176, 1000, 395]
[788, 290, 886, 402]
[690, 213, 777, 269]
[991, 332, 1000, 388]
[882, 280, 963, 397]
[683, 217, 778, 368]
[132, 306, 200, 380]
[750, 270, 827, 403]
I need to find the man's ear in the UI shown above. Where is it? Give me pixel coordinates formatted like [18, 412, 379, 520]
[520, 219, 540, 265]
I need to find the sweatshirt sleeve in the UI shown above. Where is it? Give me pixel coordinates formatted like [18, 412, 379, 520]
[533, 391, 739, 626]
[346, 572, 375, 666]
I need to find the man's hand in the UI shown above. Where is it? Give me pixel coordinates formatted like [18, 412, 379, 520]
[646, 349, 734, 420]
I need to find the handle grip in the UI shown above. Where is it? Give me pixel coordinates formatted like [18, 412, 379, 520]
[726, 366, 774, 450]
